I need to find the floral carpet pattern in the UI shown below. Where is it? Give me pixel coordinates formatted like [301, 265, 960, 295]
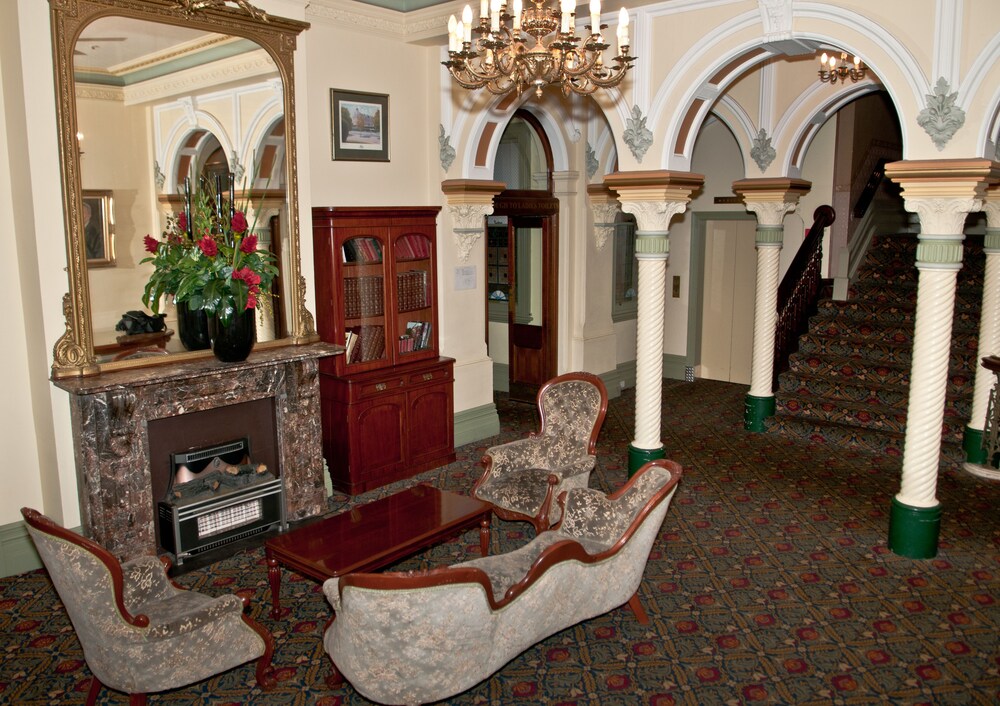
[2, 380, 999, 704]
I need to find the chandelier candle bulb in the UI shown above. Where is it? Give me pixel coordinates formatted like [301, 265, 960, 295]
[463, 5, 473, 42]
[561, 0, 572, 33]
[448, 15, 457, 51]
[590, 0, 601, 35]
[513, 0, 522, 30]
[491, 0, 501, 31]
[617, 7, 629, 49]
[481, 0, 488, 20]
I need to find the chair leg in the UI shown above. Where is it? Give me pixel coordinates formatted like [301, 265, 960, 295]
[628, 591, 650, 625]
[129, 694, 147, 706]
[85, 676, 102, 706]
[241, 613, 277, 691]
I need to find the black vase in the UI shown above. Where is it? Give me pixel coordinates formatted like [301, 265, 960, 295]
[208, 309, 256, 362]
[175, 300, 211, 351]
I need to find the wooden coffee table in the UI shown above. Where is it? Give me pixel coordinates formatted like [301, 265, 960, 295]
[265, 484, 491, 618]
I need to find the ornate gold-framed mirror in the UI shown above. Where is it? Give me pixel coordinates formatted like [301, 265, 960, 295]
[50, 0, 316, 379]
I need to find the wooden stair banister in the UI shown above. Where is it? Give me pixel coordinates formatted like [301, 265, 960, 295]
[773, 205, 836, 390]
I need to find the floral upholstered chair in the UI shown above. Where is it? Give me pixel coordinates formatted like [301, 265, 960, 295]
[473, 371, 609, 532]
[323, 458, 682, 705]
[20, 508, 275, 706]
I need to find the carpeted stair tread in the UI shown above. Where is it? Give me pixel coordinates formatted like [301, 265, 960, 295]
[793, 335, 978, 373]
[805, 315, 979, 343]
[774, 387, 970, 438]
[811, 301, 981, 332]
[847, 281, 985, 311]
[776, 371, 973, 408]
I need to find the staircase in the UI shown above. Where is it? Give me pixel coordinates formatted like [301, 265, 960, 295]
[767, 232, 985, 463]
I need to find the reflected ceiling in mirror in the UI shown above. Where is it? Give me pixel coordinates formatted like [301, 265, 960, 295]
[50, 0, 315, 379]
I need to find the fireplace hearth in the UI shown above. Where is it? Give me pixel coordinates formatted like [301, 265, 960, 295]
[53, 343, 339, 562]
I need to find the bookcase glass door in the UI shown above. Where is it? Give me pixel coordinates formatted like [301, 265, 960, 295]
[341, 235, 388, 367]
[394, 232, 434, 359]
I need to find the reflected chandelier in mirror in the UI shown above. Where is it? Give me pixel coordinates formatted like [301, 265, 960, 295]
[49, 0, 316, 379]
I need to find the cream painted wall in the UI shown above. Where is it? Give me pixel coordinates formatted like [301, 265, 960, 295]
[3, 0, 76, 530]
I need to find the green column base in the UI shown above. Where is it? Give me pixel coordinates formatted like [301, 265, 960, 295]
[744, 394, 775, 432]
[964, 426, 987, 464]
[628, 444, 665, 478]
[887, 498, 941, 559]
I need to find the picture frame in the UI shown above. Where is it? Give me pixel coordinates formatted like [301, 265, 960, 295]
[330, 89, 389, 162]
[82, 190, 115, 267]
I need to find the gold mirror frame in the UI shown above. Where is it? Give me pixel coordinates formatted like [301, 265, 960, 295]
[49, 0, 316, 379]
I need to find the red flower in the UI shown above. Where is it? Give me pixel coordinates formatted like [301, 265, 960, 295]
[231, 210, 248, 233]
[178, 212, 187, 232]
[233, 266, 262, 287]
[198, 235, 218, 257]
[240, 233, 258, 254]
[246, 291, 257, 310]
[144, 235, 160, 253]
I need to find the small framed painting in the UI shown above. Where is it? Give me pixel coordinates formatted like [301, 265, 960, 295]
[331, 89, 389, 162]
[82, 189, 115, 267]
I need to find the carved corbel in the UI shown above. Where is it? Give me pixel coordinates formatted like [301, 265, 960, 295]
[448, 203, 493, 263]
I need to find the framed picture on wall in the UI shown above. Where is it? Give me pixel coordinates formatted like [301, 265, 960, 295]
[82, 190, 116, 267]
[330, 89, 390, 162]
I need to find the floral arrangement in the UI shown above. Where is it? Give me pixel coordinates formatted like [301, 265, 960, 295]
[142, 176, 278, 326]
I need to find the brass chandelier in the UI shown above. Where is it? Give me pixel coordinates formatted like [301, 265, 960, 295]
[818, 51, 867, 84]
[444, 0, 635, 98]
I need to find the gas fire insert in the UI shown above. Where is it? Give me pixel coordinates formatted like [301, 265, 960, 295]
[158, 437, 286, 564]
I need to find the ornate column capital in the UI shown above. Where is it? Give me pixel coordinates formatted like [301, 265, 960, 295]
[441, 179, 505, 263]
[733, 177, 811, 227]
[604, 170, 703, 244]
[886, 159, 1000, 232]
[587, 184, 620, 251]
[983, 185, 1000, 233]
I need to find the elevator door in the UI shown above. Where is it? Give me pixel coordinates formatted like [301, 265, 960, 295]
[699, 218, 756, 384]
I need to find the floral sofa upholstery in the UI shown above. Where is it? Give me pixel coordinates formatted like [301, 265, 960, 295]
[21, 508, 275, 705]
[323, 458, 682, 705]
[473, 371, 609, 532]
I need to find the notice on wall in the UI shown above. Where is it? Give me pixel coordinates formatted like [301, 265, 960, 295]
[454, 266, 476, 291]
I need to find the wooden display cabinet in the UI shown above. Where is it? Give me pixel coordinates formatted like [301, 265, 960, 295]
[312, 206, 455, 494]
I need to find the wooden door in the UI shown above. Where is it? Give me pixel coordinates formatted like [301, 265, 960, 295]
[508, 214, 556, 401]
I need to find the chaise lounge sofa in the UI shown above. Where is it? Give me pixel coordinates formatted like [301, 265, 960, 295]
[322, 458, 682, 705]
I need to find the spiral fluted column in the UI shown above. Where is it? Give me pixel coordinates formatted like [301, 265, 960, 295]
[964, 193, 1000, 466]
[885, 158, 999, 559]
[734, 179, 811, 431]
[605, 170, 704, 476]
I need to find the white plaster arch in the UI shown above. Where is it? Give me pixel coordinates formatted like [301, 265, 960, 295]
[162, 111, 234, 190]
[650, 3, 926, 171]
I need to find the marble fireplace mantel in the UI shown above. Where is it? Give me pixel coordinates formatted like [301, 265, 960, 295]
[52, 343, 341, 562]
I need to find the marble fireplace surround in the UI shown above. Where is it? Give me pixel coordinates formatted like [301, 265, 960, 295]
[52, 343, 340, 562]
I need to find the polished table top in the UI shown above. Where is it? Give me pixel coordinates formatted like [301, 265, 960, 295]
[265, 484, 491, 579]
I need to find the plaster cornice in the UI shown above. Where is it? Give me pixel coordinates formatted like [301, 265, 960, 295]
[306, 0, 452, 42]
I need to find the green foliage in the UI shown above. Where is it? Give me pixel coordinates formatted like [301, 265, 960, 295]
[141, 177, 278, 327]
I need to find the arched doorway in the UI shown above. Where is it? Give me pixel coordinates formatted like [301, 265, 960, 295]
[487, 110, 558, 402]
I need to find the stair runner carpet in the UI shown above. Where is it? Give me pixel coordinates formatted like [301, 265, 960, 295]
[767, 233, 985, 463]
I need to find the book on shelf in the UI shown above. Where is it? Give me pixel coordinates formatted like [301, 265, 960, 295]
[344, 330, 359, 362]
[342, 237, 383, 264]
[395, 234, 430, 260]
[343, 275, 384, 319]
[402, 320, 432, 352]
[396, 270, 428, 312]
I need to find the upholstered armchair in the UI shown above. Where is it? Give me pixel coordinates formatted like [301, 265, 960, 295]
[20, 508, 275, 706]
[323, 458, 682, 705]
[473, 371, 609, 532]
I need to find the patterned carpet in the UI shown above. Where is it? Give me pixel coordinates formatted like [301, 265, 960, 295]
[3, 379, 1000, 704]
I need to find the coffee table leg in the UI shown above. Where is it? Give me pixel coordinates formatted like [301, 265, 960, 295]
[266, 550, 282, 619]
[479, 515, 491, 556]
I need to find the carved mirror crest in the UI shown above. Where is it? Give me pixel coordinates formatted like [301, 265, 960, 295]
[49, 0, 316, 379]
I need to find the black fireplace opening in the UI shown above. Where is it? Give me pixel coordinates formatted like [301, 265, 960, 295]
[157, 436, 286, 565]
